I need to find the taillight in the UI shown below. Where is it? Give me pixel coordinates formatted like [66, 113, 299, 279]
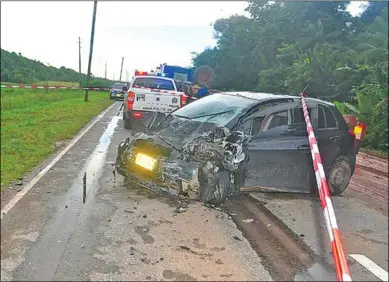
[180, 94, 187, 106]
[133, 112, 142, 119]
[127, 91, 135, 110]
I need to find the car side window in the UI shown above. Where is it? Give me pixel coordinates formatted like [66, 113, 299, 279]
[260, 110, 290, 131]
[250, 110, 292, 139]
[237, 118, 253, 136]
[318, 106, 337, 129]
[318, 107, 326, 129]
[324, 107, 337, 128]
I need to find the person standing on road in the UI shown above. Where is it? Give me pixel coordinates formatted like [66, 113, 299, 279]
[196, 83, 210, 99]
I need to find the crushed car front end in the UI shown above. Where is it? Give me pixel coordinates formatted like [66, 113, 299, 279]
[115, 118, 249, 204]
[115, 132, 200, 197]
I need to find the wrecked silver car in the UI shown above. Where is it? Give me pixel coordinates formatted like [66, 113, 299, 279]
[116, 92, 357, 204]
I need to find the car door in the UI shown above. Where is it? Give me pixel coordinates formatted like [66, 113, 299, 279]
[239, 103, 315, 193]
[315, 104, 344, 172]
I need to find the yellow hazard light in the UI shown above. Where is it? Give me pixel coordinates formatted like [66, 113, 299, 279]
[135, 153, 157, 171]
[354, 125, 362, 135]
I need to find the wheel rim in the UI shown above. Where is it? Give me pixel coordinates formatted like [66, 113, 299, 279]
[328, 162, 351, 194]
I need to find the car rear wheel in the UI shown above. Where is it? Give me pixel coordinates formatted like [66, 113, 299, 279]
[124, 118, 132, 130]
[123, 112, 132, 130]
[198, 168, 231, 205]
[327, 156, 352, 195]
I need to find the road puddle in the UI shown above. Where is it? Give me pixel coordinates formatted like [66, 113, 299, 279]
[82, 110, 121, 201]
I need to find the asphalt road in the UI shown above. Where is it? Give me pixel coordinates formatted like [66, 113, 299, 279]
[1, 102, 388, 281]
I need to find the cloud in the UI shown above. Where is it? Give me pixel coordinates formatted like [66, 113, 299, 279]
[1, 1, 248, 80]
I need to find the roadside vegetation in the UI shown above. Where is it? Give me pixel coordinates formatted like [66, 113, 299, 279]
[1, 49, 112, 88]
[192, 1, 388, 154]
[1, 81, 80, 87]
[0, 88, 114, 189]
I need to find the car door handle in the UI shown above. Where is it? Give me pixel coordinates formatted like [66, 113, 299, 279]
[298, 145, 310, 151]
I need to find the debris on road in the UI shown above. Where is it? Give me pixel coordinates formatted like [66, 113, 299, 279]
[232, 236, 242, 241]
[174, 207, 186, 213]
[242, 218, 254, 223]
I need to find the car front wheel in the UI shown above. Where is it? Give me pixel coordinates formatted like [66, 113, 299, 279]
[327, 156, 352, 195]
[198, 168, 231, 205]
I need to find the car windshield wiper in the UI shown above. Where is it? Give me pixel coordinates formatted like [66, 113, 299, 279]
[189, 110, 234, 120]
[228, 93, 262, 101]
[172, 114, 191, 120]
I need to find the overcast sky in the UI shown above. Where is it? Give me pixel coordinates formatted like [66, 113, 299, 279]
[1, 1, 366, 81]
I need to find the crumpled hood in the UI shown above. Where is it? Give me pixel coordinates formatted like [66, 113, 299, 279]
[129, 112, 247, 179]
[144, 112, 229, 150]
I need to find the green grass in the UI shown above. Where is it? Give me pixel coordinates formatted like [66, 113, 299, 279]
[35, 81, 80, 87]
[1, 81, 79, 87]
[1, 88, 114, 189]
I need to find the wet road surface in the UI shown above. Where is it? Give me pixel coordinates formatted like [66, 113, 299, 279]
[1, 102, 388, 281]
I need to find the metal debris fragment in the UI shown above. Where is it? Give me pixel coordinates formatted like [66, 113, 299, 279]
[243, 219, 254, 223]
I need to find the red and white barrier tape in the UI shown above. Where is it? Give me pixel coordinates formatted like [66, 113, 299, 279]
[301, 93, 352, 281]
[1, 84, 110, 91]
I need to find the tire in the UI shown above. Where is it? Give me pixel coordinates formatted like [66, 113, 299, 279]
[124, 118, 132, 130]
[123, 111, 132, 129]
[327, 156, 352, 195]
[198, 168, 231, 205]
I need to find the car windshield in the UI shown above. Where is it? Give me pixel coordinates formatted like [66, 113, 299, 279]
[112, 83, 126, 89]
[133, 77, 175, 91]
[172, 93, 256, 127]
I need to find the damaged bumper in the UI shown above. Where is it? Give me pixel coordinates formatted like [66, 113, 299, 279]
[115, 125, 247, 204]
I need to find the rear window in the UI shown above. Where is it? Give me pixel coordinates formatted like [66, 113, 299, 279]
[112, 83, 127, 89]
[133, 77, 175, 91]
[172, 93, 255, 127]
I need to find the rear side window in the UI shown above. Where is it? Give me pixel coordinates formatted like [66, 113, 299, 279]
[112, 83, 127, 89]
[133, 77, 175, 90]
[318, 106, 338, 129]
[292, 108, 312, 125]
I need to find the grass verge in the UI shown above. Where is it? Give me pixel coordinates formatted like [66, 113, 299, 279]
[1, 81, 79, 87]
[1, 88, 114, 189]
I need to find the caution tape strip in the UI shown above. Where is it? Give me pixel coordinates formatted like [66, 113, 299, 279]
[1, 84, 110, 91]
[301, 93, 352, 282]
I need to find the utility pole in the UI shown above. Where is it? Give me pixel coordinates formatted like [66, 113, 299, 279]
[119, 57, 124, 82]
[105, 62, 107, 79]
[84, 1, 97, 102]
[78, 37, 82, 87]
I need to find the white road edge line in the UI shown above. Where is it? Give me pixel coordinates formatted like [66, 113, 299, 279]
[1, 103, 117, 220]
[350, 254, 388, 281]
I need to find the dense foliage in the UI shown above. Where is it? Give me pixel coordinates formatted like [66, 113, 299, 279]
[0, 49, 113, 88]
[192, 1, 388, 152]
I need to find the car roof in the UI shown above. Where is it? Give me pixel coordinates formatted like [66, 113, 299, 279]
[133, 75, 174, 81]
[218, 91, 334, 107]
